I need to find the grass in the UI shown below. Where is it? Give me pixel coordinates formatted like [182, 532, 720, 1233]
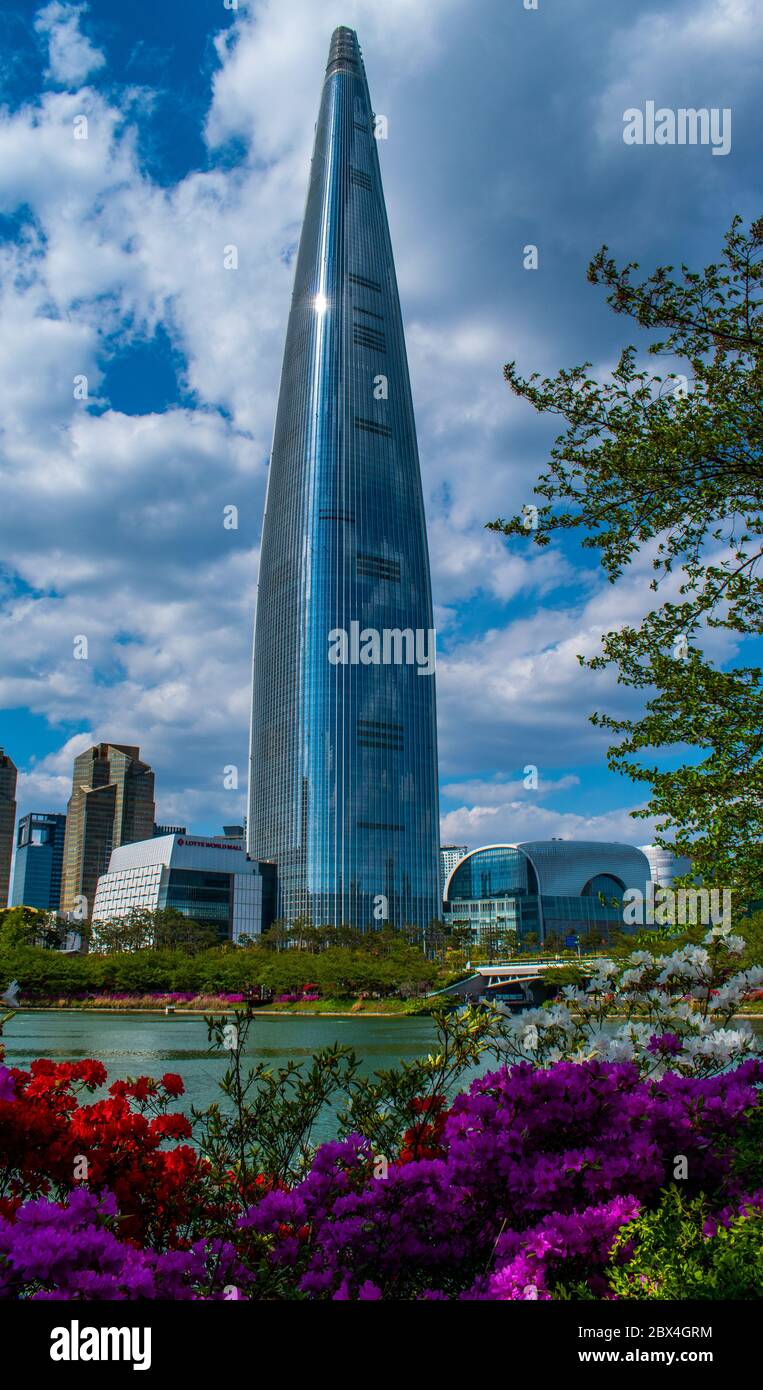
[256, 996, 431, 1016]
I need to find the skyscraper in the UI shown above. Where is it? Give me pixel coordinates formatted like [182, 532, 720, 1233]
[248, 27, 440, 931]
[11, 812, 67, 911]
[60, 744, 155, 917]
[0, 748, 17, 907]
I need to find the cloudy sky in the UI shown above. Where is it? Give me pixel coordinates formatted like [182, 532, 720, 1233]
[0, 0, 760, 853]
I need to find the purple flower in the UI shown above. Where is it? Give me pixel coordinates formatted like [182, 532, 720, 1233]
[233, 1059, 762, 1299]
[0, 1190, 252, 1301]
[647, 1033, 683, 1056]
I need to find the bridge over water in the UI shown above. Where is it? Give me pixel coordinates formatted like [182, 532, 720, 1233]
[431, 958, 613, 1011]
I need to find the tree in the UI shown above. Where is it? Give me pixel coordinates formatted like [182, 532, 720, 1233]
[489, 216, 763, 900]
[90, 908, 217, 955]
[0, 906, 62, 951]
[152, 909, 218, 954]
[259, 920, 290, 952]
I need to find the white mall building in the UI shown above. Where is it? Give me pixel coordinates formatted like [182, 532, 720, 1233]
[92, 833, 277, 942]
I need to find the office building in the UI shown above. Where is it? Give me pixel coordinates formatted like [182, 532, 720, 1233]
[440, 845, 468, 900]
[60, 743, 155, 917]
[443, 841, 651, 945]
[640, 843, 693, 886]
[0, 748, 17, 908]
[92, 832, 277, 943]
[11, 811, 67, 911]
[247, 27, 440, 931]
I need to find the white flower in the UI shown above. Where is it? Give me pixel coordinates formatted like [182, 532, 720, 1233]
[620, 967, 648, 988]
[561, 986, 589, 1008]
[521, 1024, 539, 1052]
[627, 951, 656, 967]
[619, 1022, 653, 1046]
[502, 1007, 548, 1035]
[712, 982, 747, 1010]
[641, 988, 667, 1006]
[704, 922, 733, 942]
[543, 1005, 577, 1030]
[681, 1027, 756, 1063]
[712, 967, 763, 1010]
[657, 946, 710, 983]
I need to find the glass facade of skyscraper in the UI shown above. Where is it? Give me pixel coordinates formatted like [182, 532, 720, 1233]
[11, 812, 67, 910]
[248, 28, 440, 930]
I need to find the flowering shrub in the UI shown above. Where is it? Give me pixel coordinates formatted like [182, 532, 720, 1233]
[0, 1189, 246, 1300]
[601, 1187, 763, 1301]
[0, 992, 761, 1300]
[499, 925, 763, 1075]
[471, 1195, 642, 1300]
[0, 1059, 208, 1244]
[42, 992, 250, 1010]
[241, 1057, 762, 1299]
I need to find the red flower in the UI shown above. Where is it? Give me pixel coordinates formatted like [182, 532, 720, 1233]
[0, 1058, 213, 1248]
[149, 1114, 193, 1141]
[160, 1073, 185, 1097]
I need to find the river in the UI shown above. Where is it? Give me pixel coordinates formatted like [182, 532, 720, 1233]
[3, 1011, 761, 1145]
[3, 1012, 445, 1138]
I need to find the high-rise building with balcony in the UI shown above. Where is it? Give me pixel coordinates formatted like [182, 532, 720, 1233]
[0, 748, 17, 907]
[248, 28, 440, 930]
[11, 811, 67, 911]
[60, 744, 155, 917]
[440, 845, 469, 900]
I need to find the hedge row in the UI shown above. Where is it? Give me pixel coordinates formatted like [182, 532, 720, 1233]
[0, 943, 440, 1000]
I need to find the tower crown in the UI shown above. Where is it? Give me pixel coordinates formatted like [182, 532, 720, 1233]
[326, 26, 361, 76]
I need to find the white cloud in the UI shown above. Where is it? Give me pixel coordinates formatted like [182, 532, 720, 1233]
[595, 0, 761, 154]
[35, 2, 106, 87]
[442, 774, 580, 805]
[15, 731, 94, 814]
[440, 799, 659, 850]
[1, 0, 756, 843]
[206, 0, 464, 153]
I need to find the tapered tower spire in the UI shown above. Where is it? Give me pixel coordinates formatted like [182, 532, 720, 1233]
[248, 28, 440, 930]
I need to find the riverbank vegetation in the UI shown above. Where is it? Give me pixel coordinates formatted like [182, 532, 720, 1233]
[0, 905, 455, 1007]
[1, 927, 762, 1300]
[3, 905, 763, 1013]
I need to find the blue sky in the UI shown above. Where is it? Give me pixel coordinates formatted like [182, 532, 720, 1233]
[0, 0, 760, 850]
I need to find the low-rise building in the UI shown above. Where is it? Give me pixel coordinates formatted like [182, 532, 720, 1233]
[92, 833, 277, 942]
[443, 840, 652, 946]
[640, 843, 693, 886]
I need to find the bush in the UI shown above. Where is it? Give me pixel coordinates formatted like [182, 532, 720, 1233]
[0, 1003, 761, 1300]
[600, 1187, 763, 1300]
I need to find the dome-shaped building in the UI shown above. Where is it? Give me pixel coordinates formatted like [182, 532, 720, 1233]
[443, 840, 651, 946]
